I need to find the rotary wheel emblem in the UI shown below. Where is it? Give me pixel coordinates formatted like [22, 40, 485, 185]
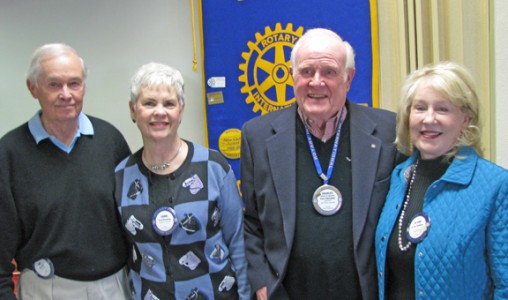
[238, 23, 304, 115]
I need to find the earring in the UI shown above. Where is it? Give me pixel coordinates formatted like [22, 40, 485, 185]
[132, 119, 136, 123]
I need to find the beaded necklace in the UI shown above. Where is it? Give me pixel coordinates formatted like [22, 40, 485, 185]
[147, 140, 182, 171]
[397, 159, 419, 251]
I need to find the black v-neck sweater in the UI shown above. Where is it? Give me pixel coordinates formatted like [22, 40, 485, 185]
[283, 114, 361, 299]
[0, 116, 131, 291]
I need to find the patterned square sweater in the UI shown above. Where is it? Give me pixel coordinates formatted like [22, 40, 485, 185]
[114, 142, 249, 300]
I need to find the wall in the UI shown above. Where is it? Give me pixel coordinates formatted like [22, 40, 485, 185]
[377, 0, 507, 167]
[0, 0, 205, 152]
[1, 0, 506, 167]
[494, 0, 508, 168]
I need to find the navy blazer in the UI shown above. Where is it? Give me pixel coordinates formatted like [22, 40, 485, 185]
[240, 101, 401, 299]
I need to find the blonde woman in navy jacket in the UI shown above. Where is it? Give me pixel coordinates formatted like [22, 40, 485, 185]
[375, 62, 508, 299]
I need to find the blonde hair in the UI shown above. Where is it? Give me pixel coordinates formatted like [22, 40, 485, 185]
[395, 61, 482, 159]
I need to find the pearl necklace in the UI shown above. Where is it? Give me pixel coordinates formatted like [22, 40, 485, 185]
[397, 159, 419, 251]
[148, 140, 182, 171]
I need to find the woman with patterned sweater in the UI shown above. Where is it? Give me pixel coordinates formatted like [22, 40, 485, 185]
[114, 63, 250, 300]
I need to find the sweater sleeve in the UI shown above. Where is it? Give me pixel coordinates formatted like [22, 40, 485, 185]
[240, 121, 274, 295]
[489, 171, 508, 299]
[218, 167, 250, 300]
[0, 137, 22, 300]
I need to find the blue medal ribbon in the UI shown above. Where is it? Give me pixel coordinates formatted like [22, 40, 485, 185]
[304, 107, 346, 184]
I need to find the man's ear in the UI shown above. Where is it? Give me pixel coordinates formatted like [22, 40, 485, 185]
[27, 79, 38, 99]
[129, 101, 136, 123]
[345, 68, 356, 91]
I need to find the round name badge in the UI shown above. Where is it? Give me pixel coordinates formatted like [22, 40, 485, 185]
[152, 207, 178, 236]
[33, 258, 54, 279]
[406, 212, 431, 243]
[312, 184, 343, 216]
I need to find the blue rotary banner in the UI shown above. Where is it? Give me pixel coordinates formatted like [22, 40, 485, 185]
[200, 0, 378, 177]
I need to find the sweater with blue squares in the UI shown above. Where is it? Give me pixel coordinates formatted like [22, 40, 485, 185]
[114, 141, 249, 300]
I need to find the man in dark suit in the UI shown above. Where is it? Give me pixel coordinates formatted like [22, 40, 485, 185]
[240, 28, 402, 299]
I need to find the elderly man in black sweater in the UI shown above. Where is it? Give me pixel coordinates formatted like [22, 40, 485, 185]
[0, 44, 131, 299]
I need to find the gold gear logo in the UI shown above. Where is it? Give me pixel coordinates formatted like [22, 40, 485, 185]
[239, 23, 304, 115]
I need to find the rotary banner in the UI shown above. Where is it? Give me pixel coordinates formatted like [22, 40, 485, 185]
[200, 0, 378, 177]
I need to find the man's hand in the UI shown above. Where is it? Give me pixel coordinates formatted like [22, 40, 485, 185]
[256, 286, 268, 300]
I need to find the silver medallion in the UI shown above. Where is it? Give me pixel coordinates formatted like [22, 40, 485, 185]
[312, 184, 343, 216]
[33, 258, 54, 279]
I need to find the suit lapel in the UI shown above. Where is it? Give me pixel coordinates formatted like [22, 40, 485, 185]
[266, 106, 297, 248]
[349, 103, 381, 247]
[263, 104, 382, 252]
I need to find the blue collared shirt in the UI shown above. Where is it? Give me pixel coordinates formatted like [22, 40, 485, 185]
[28, 111, 94, 153]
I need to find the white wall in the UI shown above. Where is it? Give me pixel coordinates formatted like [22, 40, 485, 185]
[1, 1, 506, 167]
[0, 0, 205, 152]
[495, 0, 508, 168]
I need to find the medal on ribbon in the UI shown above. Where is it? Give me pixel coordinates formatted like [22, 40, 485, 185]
[305, 107, 345, 216]
[312, 184, 343, 215]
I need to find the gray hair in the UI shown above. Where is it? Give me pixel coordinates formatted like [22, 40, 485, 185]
[129, 62, 185, 107]
[27, 43, 87, 85]
[290, 28, 356, 77]
[395, 61, 482, 159]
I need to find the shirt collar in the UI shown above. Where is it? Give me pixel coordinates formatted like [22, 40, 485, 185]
[28, 110, 94, 144]
[297, 105, 348, 142]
